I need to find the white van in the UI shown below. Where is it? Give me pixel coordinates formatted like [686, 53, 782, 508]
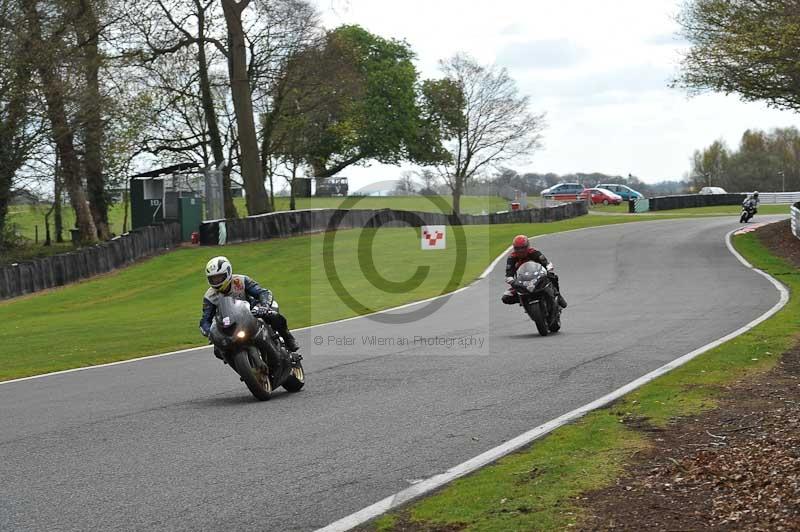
[698, 186, 727, 195]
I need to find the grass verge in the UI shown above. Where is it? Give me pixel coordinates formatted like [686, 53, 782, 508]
[367, 229, 796, 531]
[0, 214, 671, 381]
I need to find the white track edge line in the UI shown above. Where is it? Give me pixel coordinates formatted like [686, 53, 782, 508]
[315, 226, 790, 532]
[0, 218, 712, 386]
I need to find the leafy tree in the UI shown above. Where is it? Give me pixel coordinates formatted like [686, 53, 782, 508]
[676, 0, 800, 111]
[280, 25, 440, 178]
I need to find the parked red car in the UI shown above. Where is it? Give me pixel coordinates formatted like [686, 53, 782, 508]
[585, 187, 623, 205]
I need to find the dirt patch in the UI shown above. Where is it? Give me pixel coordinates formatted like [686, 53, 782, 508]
[579, 222, 800, 531]
[756, 219, 800, 268]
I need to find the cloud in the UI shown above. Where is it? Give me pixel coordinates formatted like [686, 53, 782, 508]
[497, 39, 586, 70]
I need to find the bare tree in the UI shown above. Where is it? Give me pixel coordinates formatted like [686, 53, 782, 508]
[20, 0, 98, 244]
[393, 171, 417, 195]
[427, 54, 545, 215]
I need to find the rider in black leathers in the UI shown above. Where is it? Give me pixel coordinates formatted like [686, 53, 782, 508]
[502, 235, 567, 308]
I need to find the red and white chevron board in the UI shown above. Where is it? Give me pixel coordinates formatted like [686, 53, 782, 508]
[421, 225, 446, 250]
[734, 222, 770, 236]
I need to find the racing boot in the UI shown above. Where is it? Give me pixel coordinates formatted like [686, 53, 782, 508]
[557, 292, 568, 309]
[280, 328, 300, 352]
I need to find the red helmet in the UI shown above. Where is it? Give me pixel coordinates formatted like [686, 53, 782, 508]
[512, 235, 529, 253]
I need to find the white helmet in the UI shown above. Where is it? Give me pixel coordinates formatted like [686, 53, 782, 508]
[206, 256, 232, 291]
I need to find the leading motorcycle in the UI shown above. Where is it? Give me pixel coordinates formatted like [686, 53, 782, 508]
[512, 262, 562, 336]
[740, 199, 757, 223]
[208, 296, 304, 400]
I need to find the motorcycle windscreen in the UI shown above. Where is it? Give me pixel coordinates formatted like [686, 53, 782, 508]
[215, 296, 260, 337]
[515, 261, 546, 283]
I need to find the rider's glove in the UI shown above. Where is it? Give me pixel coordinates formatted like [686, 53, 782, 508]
[546, 262, 555, 272]
[505, 276, 514, 284]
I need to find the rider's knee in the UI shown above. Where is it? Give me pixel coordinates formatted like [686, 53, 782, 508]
[501, 293, 517, 305]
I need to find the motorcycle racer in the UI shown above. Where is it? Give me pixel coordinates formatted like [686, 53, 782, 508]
[199, 256, 300, 352]
[502, 235, 568, 308]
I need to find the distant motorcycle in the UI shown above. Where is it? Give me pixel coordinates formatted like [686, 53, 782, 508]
[740, 199, 757, 223]
[208, 296, 304, 400]
[512, 262, 562, 336]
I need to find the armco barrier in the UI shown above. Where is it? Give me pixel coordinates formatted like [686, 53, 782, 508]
[792, 202, 800, 240]
[0, 223, 182, 301]
[628, 193, 747, 213]
[199, 203, 588, 245]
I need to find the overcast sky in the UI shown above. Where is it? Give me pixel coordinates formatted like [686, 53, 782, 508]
[312, 0, 798, 190]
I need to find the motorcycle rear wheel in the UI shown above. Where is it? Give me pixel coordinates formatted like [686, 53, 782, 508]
[233, 350, 272, 401]
[527, 301, 549, 336]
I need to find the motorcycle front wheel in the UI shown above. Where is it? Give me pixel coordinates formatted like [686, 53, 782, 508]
[233, 350, 272, 401]
[549, 309, 562, 333]
[527, 301, 549, 336]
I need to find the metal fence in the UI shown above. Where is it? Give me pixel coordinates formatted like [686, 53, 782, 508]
[199, 202, 589, 245]
[754, 192, 800, 204]
[0, 223, 182, 301]
[792, 202, 800, 240]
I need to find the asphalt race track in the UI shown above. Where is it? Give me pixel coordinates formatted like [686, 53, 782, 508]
[0, 217, 783, 531]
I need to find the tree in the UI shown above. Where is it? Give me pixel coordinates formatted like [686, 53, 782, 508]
[691, 139, 728, 189]
[279, 25, 440, 179]
[416, 169, 439, 195]
[73, 0, 111, 239]
[676, 0, 800, 111]
[0, 0, 34, 248]
[20, 0, 98, 244]
[393, 171, 416, 195]
[221, 0, 271, 214]
[425, 53, 545, 215]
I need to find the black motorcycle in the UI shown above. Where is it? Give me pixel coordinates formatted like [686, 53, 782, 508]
[512, 262, 562, 336]
[209, 296, 304, 400]
[740, 199, 757, 223]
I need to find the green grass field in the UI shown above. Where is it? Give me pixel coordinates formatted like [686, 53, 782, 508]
[5, 195, 510, 242]
[370, 230, 797, 531]
[0, 215, 666, 381]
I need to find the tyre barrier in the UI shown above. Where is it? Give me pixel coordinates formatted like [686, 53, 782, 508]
[0, 223, 182, 301]
[198, 202, 589, 246]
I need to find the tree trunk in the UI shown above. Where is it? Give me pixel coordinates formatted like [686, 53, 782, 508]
[221, 0, 270, 215]
[452, 174, 463, 215]
[197, 0, 237, 219]
[54, 165, 63, 243]
[122, 185, 128, 234]
[22, 0, 97, 244]
[75, 0, 110, 240]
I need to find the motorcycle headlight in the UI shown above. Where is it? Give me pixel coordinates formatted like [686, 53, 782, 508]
[236, 330, 247, 340]
[523, 280, 537, 290]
